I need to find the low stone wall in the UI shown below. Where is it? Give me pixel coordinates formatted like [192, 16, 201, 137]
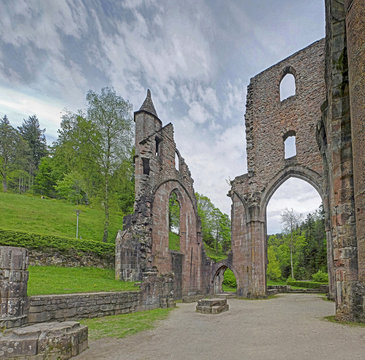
[28, 271, 175, 324]
[28, 248, 114, 268]
[28, 291, 141, 324]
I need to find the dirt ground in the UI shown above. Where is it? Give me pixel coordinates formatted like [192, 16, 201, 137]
[75, 294, 365, 360]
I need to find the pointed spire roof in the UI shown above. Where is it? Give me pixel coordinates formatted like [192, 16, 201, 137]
[138, 89, 158, 118]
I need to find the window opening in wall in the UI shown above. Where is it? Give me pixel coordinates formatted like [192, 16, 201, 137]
[175, 152, 180, 171]
[169, 191, 180, 251]
[280, 73, 296, 101]
[142, 158, 150, 175]
[284, 135, 296, 159]
[155, 137, 161, 156]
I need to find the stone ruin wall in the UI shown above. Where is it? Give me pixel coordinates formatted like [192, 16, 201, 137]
[230, 40, 327, 298]
[115, 91, 213, 299]
[318, 0, 365, 321]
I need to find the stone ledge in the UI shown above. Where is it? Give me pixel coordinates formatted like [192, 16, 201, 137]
[0, 321, 88, 359]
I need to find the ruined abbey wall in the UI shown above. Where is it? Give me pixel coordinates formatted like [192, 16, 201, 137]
[115, 91, 209, 298]
[230, 40, 327, 297]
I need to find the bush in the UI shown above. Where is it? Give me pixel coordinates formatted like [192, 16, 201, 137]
[286, 279, 322, 289]
[286, 276, 295, 284]
[312, 270, 328, 283]
[223, 269, 237, 288]
[0, 228, 115, 257]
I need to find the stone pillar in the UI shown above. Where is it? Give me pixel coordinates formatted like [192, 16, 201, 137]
[247, 219, 266, 298]
[0, 246, 29, 328]
[345, 0, 365, 284]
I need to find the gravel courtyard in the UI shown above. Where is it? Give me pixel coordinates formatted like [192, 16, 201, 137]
[75, 294, 365, 360]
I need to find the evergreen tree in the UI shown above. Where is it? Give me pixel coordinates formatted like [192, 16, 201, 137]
[0, 116, 29, 192]
[18, 115, 48, 182]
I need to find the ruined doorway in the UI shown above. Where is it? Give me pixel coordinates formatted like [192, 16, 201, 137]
[213, 265, 237, 294]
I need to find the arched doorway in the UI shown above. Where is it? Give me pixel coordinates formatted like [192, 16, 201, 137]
[212, 264, 238, 294]
[265, 177, 328, 287]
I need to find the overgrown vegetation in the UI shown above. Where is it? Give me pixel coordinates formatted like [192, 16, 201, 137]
[27, 266, 137, 296]
[267, 206, 328, 281]
[168, 232, 180, 252]
[80, 307, 174, 340]
[0, 229, 115, 257]
[196, 193, 231, 260]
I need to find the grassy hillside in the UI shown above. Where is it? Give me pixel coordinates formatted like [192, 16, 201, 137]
[0, 192, 123, 243]
[28, 266, 137, 295]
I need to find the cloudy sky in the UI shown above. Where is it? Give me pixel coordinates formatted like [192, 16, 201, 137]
[0, 0, 324, 233]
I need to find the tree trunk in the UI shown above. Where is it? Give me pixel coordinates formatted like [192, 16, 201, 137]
[2, 173, 7, 192]
[102, 174, 109, 242]
[290, 227, 294, 279]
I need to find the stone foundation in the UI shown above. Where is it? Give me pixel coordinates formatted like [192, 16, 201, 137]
[196, 298, 229, 314]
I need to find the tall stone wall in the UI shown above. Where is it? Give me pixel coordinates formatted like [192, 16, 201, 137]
[230, 40, 327, 297]
[318, 0, 365, 321]
[115, 90, 209, 298]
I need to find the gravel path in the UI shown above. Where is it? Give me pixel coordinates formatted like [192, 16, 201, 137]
[75, 294, 365, 360]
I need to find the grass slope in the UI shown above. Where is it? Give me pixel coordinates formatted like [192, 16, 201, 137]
[28, 266, 137, 296]
[0, 192, 123, 242]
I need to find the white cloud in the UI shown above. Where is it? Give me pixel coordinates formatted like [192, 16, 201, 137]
[0, 86, 64, 139]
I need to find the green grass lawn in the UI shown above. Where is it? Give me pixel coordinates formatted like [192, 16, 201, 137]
[27, 266, 137, 296]
[222, 284, 236, 292]
[0, 192, 123, 242]
[80, 307, 174, 340]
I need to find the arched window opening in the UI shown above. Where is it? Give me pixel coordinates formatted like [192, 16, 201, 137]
[284, 135, 296, 159]
[169, 191, 180, 251]
[214, 266, 237, 294]
[266, 177, 327, 287]
[280, 73, 296, 101]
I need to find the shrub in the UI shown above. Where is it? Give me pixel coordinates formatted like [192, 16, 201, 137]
[0, 228, 115, 257]
[223, 269, 237, 288]
[286, 279, 322, 289]
[312, 270, 328, 283]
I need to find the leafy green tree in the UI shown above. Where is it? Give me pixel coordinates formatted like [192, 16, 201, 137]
[0, 116, 29, 192]
[267, 245, 282, 280]
[196, 192, 231, 255]
[55, 171, 88, 205]
[86, 87, 133, 242]
[33, 157, 58, 197]
[281, 208, 302, 279]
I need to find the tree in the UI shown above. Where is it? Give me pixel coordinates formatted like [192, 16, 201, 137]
[18, 115, 48, 187]
[0, 116, 29, 192]
[33, 157, 58, 197]
[267, 245, 282, 280]
[86, 87, 133, 242]
[281, 208, 302, 279]
[196, 192, 231, 254]
[55, 171, 88, 205]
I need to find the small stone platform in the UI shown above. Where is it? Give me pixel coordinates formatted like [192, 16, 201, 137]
[196, 298, 229, 314]
[0, 321, 88, 359]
